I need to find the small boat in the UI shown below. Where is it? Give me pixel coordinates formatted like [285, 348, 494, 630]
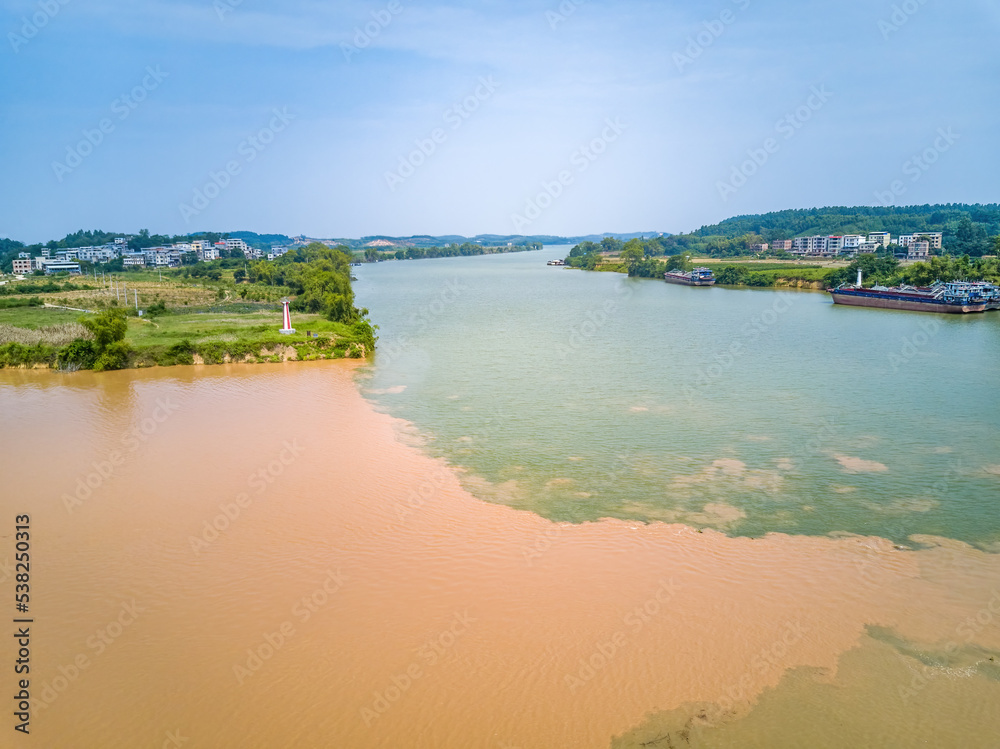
[664, 267, 716, 286]
[547, 259, 567, 266]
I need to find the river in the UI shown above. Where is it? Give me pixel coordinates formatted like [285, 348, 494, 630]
[0, 247, 997, 747]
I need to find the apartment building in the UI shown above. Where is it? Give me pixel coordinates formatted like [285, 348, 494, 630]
[897, 233, 943, 250]
[226, 238, 250, 254]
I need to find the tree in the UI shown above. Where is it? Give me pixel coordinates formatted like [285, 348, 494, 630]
[600, 237, 624, 254]
[78, 308, 131, 371]
[665, 253, 693, 272]
[619, 240, 645, 275]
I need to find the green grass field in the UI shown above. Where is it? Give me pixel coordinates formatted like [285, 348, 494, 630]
[0, 306, 85, 329]
[128, 308, 356, 348]
[0, 302, 374, 368]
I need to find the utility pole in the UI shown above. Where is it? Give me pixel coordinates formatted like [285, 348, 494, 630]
[134, 289, 138, 311]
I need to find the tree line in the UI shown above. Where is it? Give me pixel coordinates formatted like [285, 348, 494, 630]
[361, 241, 543, 262]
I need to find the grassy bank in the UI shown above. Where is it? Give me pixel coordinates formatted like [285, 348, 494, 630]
[0, 304, 375, 370]
[0, 243, 377, 371]
[564, 254, 838, 288]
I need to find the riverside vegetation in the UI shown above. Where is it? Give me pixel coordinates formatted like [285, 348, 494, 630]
[564, 236, 1000, 290]
[0, 243, 377, 371]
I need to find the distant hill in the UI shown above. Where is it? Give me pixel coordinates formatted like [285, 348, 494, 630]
[334, 233, 666, 249]
[227, 231, 294, 249]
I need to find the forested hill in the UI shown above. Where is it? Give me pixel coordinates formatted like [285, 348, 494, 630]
[682, 204, 999, 256]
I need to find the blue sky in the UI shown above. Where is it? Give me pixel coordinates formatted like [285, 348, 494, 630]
[1, 0, 998, 243]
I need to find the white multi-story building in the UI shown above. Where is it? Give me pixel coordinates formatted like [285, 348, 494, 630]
[202, 248, 220, 261]
[858, 241, 880, 254]
[842, 235, 865, 251]
[123, 255, 146, 268]
[791, 237, 810, 254]
[226, 238, 249, 254]
[868, 232, 892, 247]
[826, 236, 845, 254]
[897, 233, 943, 250]
[80, 247, 119, 263]
[806, 236, 828, 255]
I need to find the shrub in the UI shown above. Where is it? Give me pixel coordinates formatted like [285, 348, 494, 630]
[57, 340, 97, 370]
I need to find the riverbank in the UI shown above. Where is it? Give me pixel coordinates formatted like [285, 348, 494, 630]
[4, 362, 997, 747]
[566, 257, 838, 288]
[0, 304, 375, 369]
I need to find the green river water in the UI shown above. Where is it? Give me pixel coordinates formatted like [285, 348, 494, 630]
[356, 245, 1000, 548]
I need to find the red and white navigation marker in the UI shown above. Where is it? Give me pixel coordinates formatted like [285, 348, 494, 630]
[280, 298, 296, 334]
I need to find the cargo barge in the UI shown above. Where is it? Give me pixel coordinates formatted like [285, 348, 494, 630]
[664, 267, 716, 286]
[830, 272, 992, 314]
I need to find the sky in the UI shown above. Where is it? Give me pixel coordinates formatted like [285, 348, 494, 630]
[1, 0, 998, 244]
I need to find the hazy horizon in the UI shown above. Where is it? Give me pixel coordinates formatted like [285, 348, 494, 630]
[3, 0, 998, 244]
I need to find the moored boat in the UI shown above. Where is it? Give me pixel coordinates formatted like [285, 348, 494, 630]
[830, 271, 989, 314]
[664, 267, 716, 286]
